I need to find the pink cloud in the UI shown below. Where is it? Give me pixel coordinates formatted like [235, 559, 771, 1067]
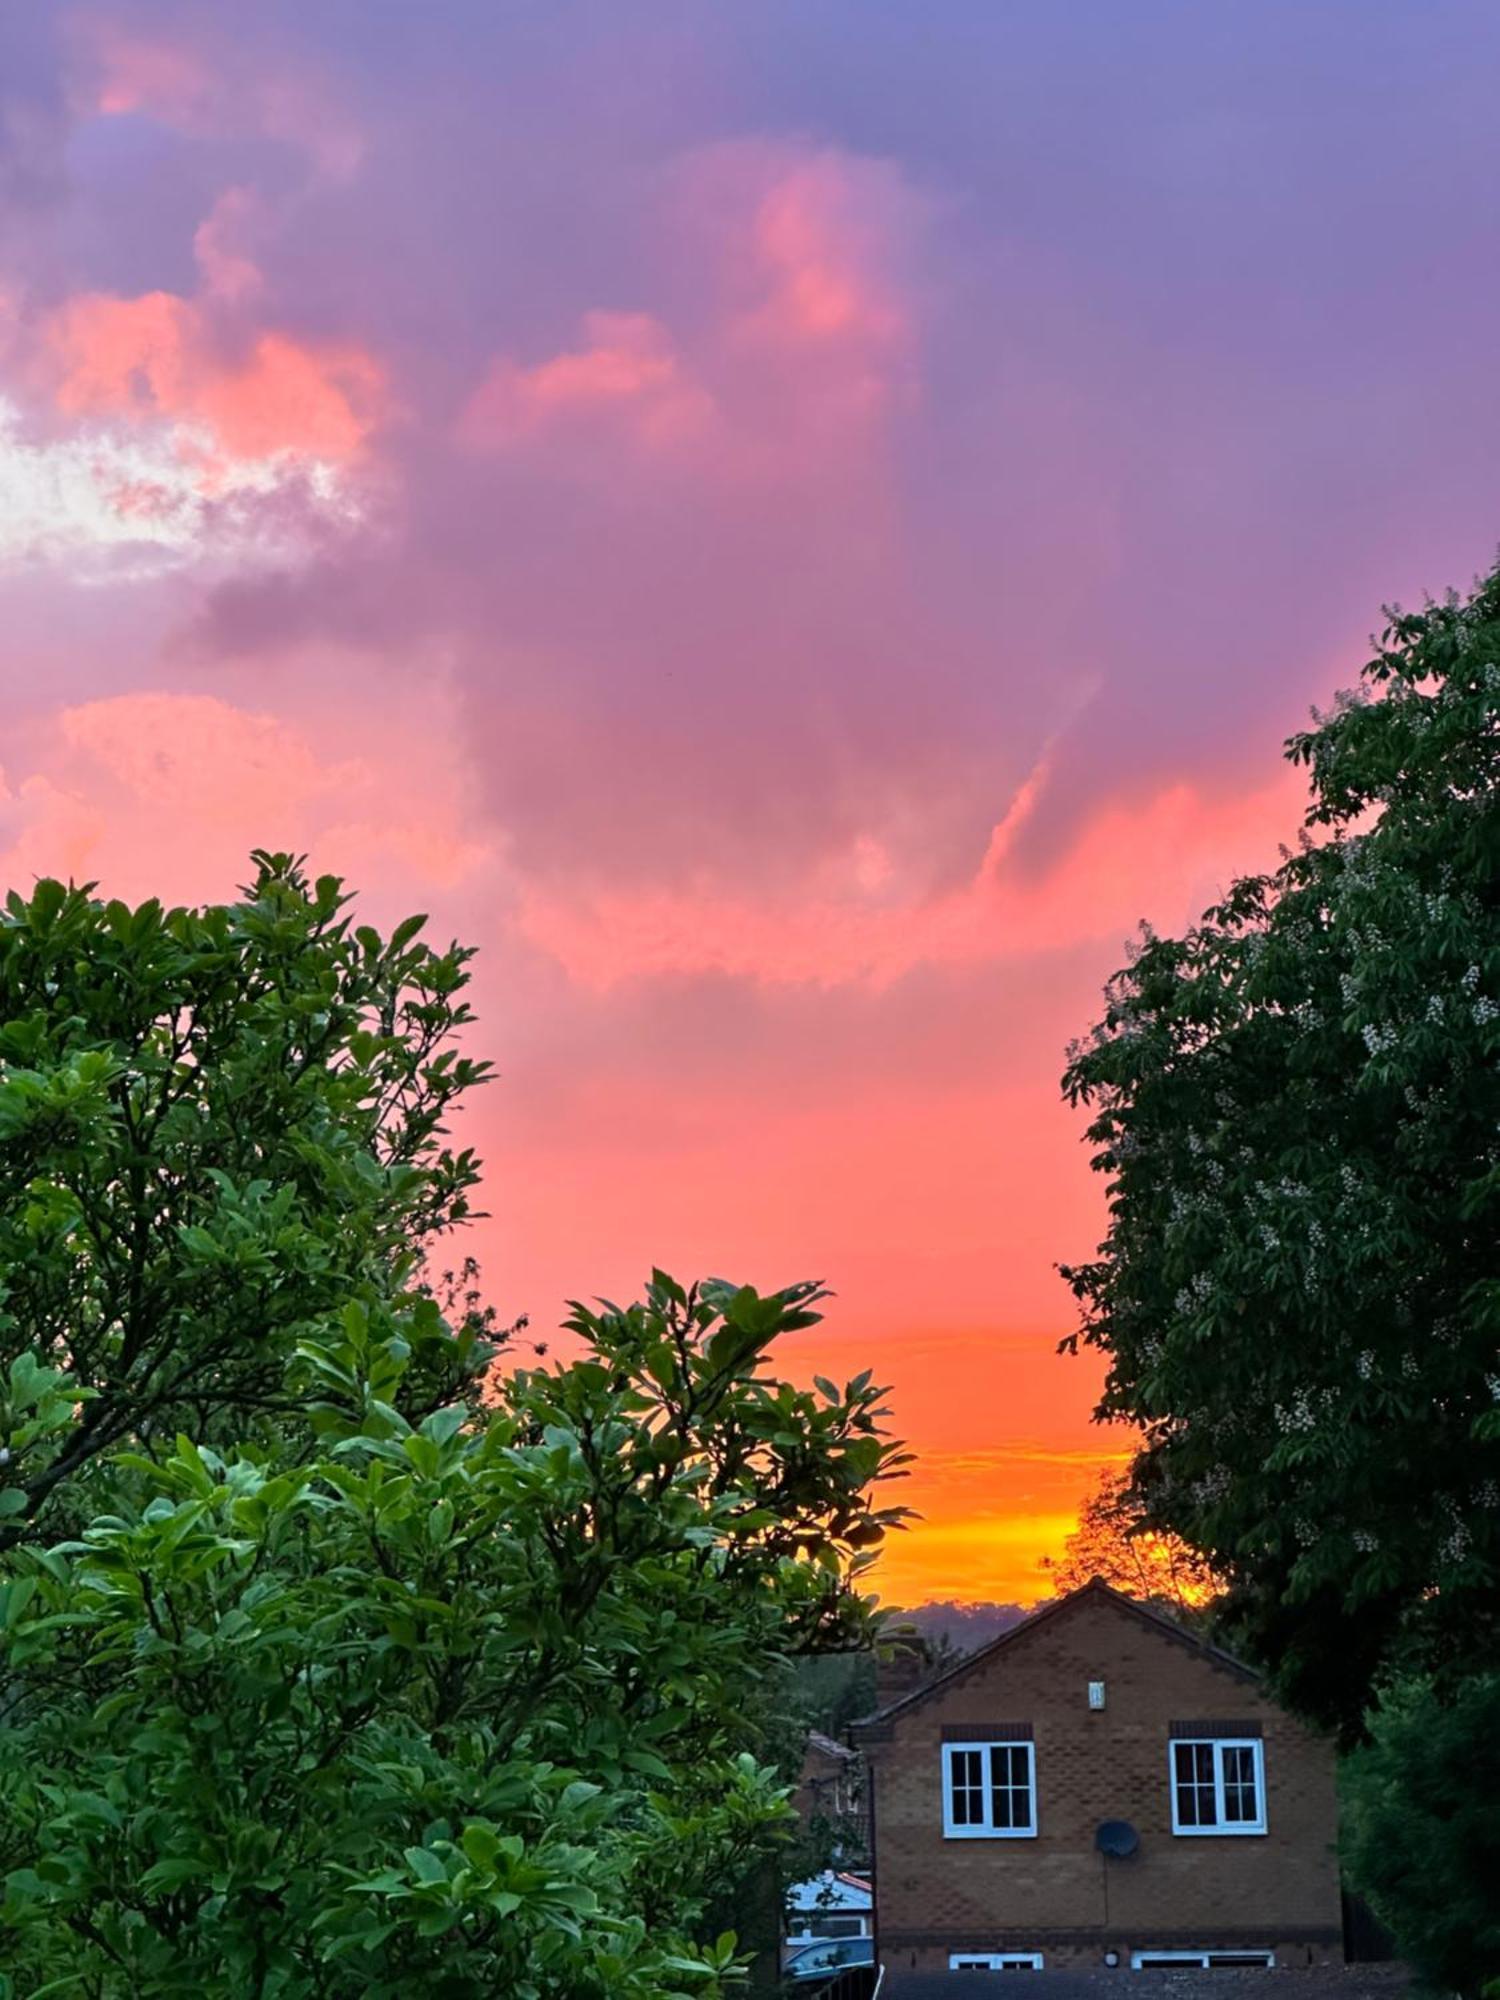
[738, 151, 913, 356]
[458, 141, 928, 482]
[677, 139, 929, 446]
[82, 20, 213, 123]
[460, 311, 713, 453]
[70, 15, 364, 180]
[193, 188, 267, 304]
[513, 761, 1309, 991]
[44, 289, 386, 467]
[0, 685, 496, 914]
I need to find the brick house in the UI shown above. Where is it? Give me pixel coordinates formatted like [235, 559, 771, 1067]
[850, 1579, 1343, 1981]
[795, 1729, 863, 1829]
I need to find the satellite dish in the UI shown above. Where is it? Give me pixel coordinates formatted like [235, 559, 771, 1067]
[1095, 1819, 1140, 1858]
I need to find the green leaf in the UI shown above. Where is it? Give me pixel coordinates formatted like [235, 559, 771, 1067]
[403, 1847, 448, 1887]
[139, 1857, 209, 1892]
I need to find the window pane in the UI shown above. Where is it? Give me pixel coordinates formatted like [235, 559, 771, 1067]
[989, 1744, 1032, 1830]
[990, 1746, 1013, 1828]
[949, 1747, 985, 1826]
[950, 1958, 1043, 1973]
[1174, 1741, 1218, 1827]
[1220, 1744, 1260, 1824]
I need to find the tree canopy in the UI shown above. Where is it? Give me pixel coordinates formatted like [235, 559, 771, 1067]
[0, 854, 490, 1543]
[0, 860, 907, 1997]
[1062, 568, 1500, 1738]
[1341, 1672, 1500, 2000]
[1039, 1466, 1219, 1619]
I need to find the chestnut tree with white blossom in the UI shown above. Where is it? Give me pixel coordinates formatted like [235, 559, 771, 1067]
[1061, 566, 1500, 1743]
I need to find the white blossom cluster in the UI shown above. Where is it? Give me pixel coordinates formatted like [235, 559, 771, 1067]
[1308, 686, 1371, 726]
[1276, 1391, 1318, 1434]
[1276, 1384, 1344, 1435]
[1192, 1465, 1231, 1504]
[1255, 1176, 1311, 1202]
[1440, 1518, 1472, 1564]
[1173, 1271, 1216, 1316]
[1346, 923, 1390, 955]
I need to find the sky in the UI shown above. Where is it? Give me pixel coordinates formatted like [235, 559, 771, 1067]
[3, 1, 1500, 1605]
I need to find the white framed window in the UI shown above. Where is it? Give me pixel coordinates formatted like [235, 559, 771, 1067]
[788, 1915, 867, 1940]
[1168, 1736, 1266, 1835]
[941, 1741, 1037, 1838]
[1131, 1950, 1275, 1969]
[949, 1951, 1045, 1971]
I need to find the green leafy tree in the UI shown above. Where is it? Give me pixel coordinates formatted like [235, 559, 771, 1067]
[0, 853, 492, 1542]
[1342, 1674, 1500, 1999]
[0, 866, 908, 1997]
[1061, 568, 1500, 1739]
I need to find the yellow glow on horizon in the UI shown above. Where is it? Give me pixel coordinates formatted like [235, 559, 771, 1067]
[871, 1508, 1081, 1608]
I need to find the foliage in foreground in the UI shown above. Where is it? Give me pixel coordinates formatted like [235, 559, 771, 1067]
[1062, 568, 1500, 1738]
[0, 1277, 903, 1996]
[0, 864, 907, 1997]
[0, 853, 491, 1544]
[1342, 1674, 1500, 2000]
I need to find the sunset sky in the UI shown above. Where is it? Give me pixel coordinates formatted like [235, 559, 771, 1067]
[4, 2, 1500, 1604]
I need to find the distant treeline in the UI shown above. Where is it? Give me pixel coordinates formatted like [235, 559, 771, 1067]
[790, 1601, 1029, 1739]
[886, 1600, 1027, 1655]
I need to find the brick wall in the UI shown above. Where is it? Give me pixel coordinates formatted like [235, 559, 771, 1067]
[795, 1737, 857, 1823]
[859, 1587, 1342, 1977]
[884, 1969, 1411, 1999]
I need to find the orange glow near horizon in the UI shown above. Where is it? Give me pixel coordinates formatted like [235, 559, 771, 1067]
[781, 1324, 1129, 1607]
